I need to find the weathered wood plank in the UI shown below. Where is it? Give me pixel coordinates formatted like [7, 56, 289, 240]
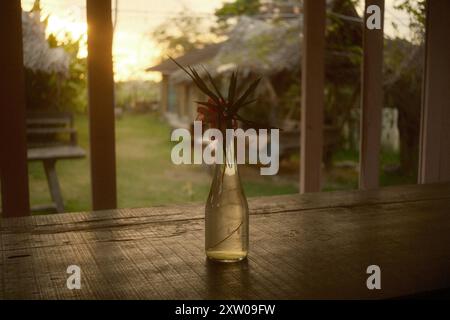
[27, 146, 86, 161]
[26, 128, 77, 135]
[300, 0, 326, 193]
[3, 182, 448, 232]
[26, 118, 70, 126]
[0, 0, 30, 217]
[419, 0, 450, 183]
[1, 183, 450, 299]
[359, 0, 385, 190]
[86, 0, 117, 210]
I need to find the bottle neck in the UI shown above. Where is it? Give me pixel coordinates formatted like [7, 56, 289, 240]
[216, 135, 238, 176]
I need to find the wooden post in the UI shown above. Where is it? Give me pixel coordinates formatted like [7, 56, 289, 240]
[178, 85, 187, 118]
[160, 74, 169, 114]
[0, 1, 31, 217]
[86, 0, 117, 210]
[359, 0, 384, 190]
[300, 0, 326, 193]
[419, 0, 450, 183]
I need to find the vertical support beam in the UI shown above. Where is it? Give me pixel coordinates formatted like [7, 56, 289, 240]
[419, 0, 450, 183]
[359, 0, 384, 190]
[300, 0, 326, 193]
[0, 1, 30, 217]
[160, 74, 169, 114]
[86, 0, 117, 210]
[178, 85, 187, 118]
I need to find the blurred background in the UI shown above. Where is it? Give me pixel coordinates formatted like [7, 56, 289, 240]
[18, 0, 425, 213]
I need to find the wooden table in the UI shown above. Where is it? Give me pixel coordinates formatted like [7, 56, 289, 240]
[1, 183, 450, 299]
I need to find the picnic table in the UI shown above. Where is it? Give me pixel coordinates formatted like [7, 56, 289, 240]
[26, 112, 86, 213]
[1, 182, 450, 299]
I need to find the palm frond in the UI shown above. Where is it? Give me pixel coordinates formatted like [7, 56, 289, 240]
[170, 57, 276, 130]
[227, 71, 237, 105]
[201, 66, 224, 102]
[188, 66, 220, 105]
[231, 77, 261, 112]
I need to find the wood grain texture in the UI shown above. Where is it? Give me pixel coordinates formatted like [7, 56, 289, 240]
[0, 0, 30, 217]
[359, 0, 385, 190]
[86, 0, 117, 210]
[419, 0, 450, 184]
[300, 0, 326, 193]
[27, 146, 86, 161]
[1, 183, 450, 299]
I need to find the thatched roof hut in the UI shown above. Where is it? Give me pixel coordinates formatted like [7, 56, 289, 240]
[146, 0, 362, 129]
[166, 16, 302, 84]
[147, 43, 222, 75]
[157, 0, 351, 84]
[22, 9, 69, 76]
[213, 17, 302, 76]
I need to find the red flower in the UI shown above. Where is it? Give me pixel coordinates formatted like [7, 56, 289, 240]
[197, 98, 220, 128]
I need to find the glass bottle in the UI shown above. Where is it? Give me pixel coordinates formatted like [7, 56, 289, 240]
[205, 135, 249, 262]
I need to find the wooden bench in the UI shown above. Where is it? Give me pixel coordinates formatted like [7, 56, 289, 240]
[26, 112, 86, 213]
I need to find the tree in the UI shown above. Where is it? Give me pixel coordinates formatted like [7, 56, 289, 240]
[23, 2, 87, 113]
[384, 40, 423, 178]
[394, 0, 426, 42]
[215, 0, 261, 29]
[151, 10, 218, 59]
[216, 0, 261, 19]
[25, 32, 87, 113]
[381, 0, 426, 178]
[213, 0, 362, 168]
[323, 0, 362, 167]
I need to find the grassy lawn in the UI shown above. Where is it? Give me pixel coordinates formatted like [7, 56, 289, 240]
[323, 148, 416, 191]
[28, 113, 298, 213]
[21, 113, 415, 214]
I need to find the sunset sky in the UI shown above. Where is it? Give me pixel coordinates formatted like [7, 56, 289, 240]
[21, 0, 411, 82]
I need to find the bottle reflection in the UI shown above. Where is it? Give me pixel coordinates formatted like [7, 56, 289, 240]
[206, 258, 251, 299]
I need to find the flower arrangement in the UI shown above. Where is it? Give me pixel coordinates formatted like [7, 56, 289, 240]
[170, 57, 275, 131]
[170, 57, 279, 262]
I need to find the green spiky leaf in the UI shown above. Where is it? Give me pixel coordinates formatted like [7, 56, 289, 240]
[188, 66, 220, 105]
[232, 77, 261, 112]
[202, 66, 224, 102]
[227, 71, 237, 105]
[170, 57, 277, 130]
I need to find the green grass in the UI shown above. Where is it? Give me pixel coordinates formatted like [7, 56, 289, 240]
[28, 113, 297, 213]
[327, 147, 416, 191]
[15, 115, 416, 214]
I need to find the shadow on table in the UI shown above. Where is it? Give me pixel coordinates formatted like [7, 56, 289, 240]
[205, 258, 252, 299]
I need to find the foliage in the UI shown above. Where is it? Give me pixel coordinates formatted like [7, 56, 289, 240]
[382, 1, 426, 177]
[171, 57, 274, 130]
[384, 39, 423, 177]
[151, 10, 218, 59]
[115, 80, 159, 111]
[215, 0, 261, 29]
[321, 0, 362, 166]
[215, 0, 261, 20]
[25, 32, 87, 113]
[279, 77, 301, 121]
[394, 0, 426, 42]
